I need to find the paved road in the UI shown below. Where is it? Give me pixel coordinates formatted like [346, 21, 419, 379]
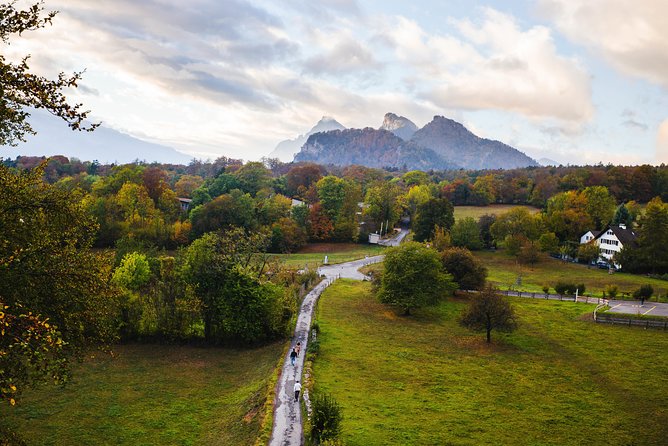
[479, 289, 668, 316]
[269, 256, 385, 446]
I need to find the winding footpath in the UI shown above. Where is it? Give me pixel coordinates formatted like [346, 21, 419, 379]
[268, 255, 384, 446]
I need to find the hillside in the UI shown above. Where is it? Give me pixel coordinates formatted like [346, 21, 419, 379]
[410, 116, 538, 170]
[268, 116, 345, 162]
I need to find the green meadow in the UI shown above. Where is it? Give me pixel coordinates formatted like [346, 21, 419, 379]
[269, 242, 385, 268]
[0, 343, 283, 446]
[453, 204, 540, 221]
[476, 250, 668, 300]
[312, 279, 668, 445]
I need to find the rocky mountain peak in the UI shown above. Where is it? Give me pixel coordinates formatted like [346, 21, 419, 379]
[379, 112, 418, 140]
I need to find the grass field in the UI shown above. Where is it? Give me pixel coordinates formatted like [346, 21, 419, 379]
[454, 204, 540, 221]
[269, 243, 386, 268]
[476, 250, 668, 300]
[312, 280, 668, 446]
[0, 343, 283, 446]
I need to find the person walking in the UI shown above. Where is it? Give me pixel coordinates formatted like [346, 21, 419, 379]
[295, 342, 301, 356]
[290, 348, 297, 366]
[294, 380, 301, 402]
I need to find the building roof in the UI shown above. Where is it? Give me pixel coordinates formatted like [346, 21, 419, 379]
[594, 225, 637, 245]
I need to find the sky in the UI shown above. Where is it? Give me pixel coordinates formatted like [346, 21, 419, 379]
[5, 0, 668, 165]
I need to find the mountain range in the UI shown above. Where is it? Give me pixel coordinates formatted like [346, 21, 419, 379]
[268, 116, 345, 162]
[292, 113, 538, 171]
[1, 110, 193, 165]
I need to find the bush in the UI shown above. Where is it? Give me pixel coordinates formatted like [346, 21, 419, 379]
[633, 284, 653, 302]
[310, 393, 342, 445]
[554, 281, 571, 295]
[542, 284, 550, 294]
[576, 283, 586, 294]
[440, 247, 488, 290]
[605, 284, 619, 298]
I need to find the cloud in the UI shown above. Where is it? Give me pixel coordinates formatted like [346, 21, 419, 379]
[656, 120, 668, 164]
[303, 34, 382, 77]
[382, 9, 594, 123]
[540, 0, 668, 88]
[623, 120, 648, 131]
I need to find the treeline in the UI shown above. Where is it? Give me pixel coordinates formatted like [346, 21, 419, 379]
[4, 156, 668, 256]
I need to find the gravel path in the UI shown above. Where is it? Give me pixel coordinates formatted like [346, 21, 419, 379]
[268, 255, 385, 446]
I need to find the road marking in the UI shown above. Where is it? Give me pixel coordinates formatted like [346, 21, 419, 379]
[642, 306, 656, 315]
[609, 303, 622, 310]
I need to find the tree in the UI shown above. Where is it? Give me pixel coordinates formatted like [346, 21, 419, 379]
[633, 284, 653, 306]
[112, 252, 151, 291]
[478, 214, 497, 249]
[577, 242, 600, 267]
[451, 217, 483, 250]
[310, 393, 343, 445]
[440, 248, 487, 290]
[517, 239, 541, 266]
[364, 182, 402, 233]
[490, 207, 544, 245]
[611, 203, 633, 228]
[460, 285, 517, 343]
[582, 186, 615, 230]
[412, 198, 454, 242]
[635, 197, 668, 273]
[378, 242, 455, 315]
[1, 2, 98, 146]
[174, 175, 204, 198]
[538, 232, 559, 253]
[234, 161, 271, 196]
[0, 164, 116, 405]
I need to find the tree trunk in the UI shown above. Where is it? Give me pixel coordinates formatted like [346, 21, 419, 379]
[486, 328, 491, 343]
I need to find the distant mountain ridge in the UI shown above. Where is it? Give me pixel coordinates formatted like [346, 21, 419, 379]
[291, 113, 538, 171]
[269, 116, 345, 162]
[295, 127, 459, 171]
[0, 110, 193, 164]
[411, 116, 538, 170]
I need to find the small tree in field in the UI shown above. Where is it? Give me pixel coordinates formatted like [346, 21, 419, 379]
[460, 285, 517, 343]
[633, 284, 653, 306]
[378, 242, 455, 315]
[310, 393, 343, 445]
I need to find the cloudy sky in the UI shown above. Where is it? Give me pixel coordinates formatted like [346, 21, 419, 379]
[5, 0, 668, 165]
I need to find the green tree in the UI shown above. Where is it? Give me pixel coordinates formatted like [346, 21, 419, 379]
[633, 284, 653, 306]
[611, 203, 633, 228]
[403, 184, 432, 218]
[0, 2, 97, 146]
[0, 164, 116, 405]
[112, 252, 151, 290]
[316, 175, 347, 220]
[310, 393, 343, 445]
[451, 217, 483, 250]
[440, 248, 487, 290]
[490, 207, 544, 245]
[190, 190, 255, 237]
[234, 162, 271, 196]
[413, 197, 454, 242]
[460, 285, 517, 343]
[577, 242, 600, 268]
[582, 186, 615, 230]
[538, 232, 560, 253]
[378, 242, 455, 315]
[364, 182, 402, 233]
[634, 197, 668, 273]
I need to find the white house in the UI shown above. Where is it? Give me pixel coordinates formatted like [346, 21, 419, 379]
[579, 230, 600, 245]
[177, 197, 192, 212]
[580, 224, 637, 267]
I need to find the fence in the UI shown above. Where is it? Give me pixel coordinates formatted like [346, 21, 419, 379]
[594, 314, 668, 330]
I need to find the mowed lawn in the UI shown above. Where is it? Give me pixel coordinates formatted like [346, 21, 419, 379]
[0, 343, 283, 446]
[312, 280, 668, 446]
[476, 250, 668, 300]
[454, 204, 540, 221]
[270, 243, 386, 268]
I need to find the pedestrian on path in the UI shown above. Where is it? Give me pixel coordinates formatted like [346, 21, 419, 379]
[294, 380, 301, 402]
[295, 342, 301, 356]
[290, 348, 297, 366]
